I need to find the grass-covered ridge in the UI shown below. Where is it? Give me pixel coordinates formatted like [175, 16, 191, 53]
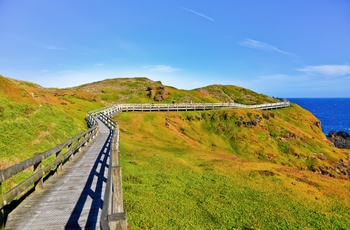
[73, 77, 279, 104]
[116, 111, 350, 229]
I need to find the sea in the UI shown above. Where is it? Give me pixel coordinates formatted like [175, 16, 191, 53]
[288, 98, 350, 135]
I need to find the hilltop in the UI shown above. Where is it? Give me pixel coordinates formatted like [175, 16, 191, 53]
[72, 77, 279, 104]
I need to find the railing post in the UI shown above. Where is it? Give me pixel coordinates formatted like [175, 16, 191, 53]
[0, 207, 4, 230]
[33, 160, 44, 192]
[56, 149, 63, 173]
[0, 182, 3, 230]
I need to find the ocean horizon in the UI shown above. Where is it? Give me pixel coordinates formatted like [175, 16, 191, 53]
[288, 98, 350, 135]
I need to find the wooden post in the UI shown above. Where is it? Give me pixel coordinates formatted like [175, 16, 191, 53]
[112, 166, 123, 212]
[0, 182, 3, 230]
[0, 208, 4, 230]
[56, 149, 63, 173]
[34, 161, 44, 192]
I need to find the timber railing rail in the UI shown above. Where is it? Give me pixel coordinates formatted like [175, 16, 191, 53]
[119, 101, 290, 111]
[90, 100, 290, 114]
[97, 113, 127, 230]
[0, 100, 290, 229]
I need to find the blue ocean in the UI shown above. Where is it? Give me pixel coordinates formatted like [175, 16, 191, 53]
[288, 98, 350, 135]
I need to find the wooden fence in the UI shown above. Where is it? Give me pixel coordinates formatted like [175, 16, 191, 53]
[89, 101, 290, 116]
[98, 113, 127, 230]
[118, 101, 290, 112]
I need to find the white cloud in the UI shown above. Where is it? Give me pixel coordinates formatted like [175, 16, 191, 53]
[45, 45, 65, 51]
[239, 38, 295, 56]
[297, 64, 350, 77]
[180, 7, 214, 21]
[143, 65, 180, 73]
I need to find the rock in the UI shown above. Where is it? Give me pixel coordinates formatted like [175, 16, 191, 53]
[146, 85, 170, 101]
[327, 131, 350, 149]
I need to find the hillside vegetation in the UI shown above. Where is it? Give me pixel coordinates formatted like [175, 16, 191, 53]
[1, 74, 350, 229]
[0, 76, 100, 169]
[116, 110, 350, 229]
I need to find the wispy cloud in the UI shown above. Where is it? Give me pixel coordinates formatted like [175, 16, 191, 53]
[239, 38, 295, 56]
[180, 7, 214, 21]
[143, 65, 180, 73]
[297, 64, 350, 77]
[45, 45, 65, 51]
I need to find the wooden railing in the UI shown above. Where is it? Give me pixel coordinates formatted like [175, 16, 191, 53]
[0, 123, 98, 229]
[91, 101, 290, 115]
[98, 113, 127, 230]
[119, 101, 290, 112]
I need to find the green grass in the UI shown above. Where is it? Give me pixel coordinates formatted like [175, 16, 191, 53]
[116, 111, 350, 229]
[0, 98, 85, 168]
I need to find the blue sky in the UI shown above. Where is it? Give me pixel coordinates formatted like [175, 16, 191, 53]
[1, 0, 350, 97]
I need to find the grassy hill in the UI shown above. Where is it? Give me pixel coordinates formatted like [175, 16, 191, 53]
[0, 76, 85, 169]
[73, 77, 279, 104]
[1, 74, 350, 228]
[116, 110, 350, 229]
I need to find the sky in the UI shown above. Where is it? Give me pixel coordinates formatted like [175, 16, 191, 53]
[1, 0, 350, 97]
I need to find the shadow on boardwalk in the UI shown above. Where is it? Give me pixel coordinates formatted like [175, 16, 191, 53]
[65, 130, 113, 229]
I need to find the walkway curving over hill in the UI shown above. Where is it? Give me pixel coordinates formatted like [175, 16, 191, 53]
[5, 119, 111, 230]
[1, 101, 290, 229]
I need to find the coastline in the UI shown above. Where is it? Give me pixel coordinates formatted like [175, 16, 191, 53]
[288, 98, 350, 135]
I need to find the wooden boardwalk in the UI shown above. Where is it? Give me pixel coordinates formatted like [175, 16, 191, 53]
[5, 119, 111, 230]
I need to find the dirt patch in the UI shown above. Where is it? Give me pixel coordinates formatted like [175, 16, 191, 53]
[257, 170, 276, 176]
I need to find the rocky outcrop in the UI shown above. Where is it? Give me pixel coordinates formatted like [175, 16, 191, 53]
[146, 86, 170, 101]
[315, 159, 350, 179]
[327, 131, 350, 149]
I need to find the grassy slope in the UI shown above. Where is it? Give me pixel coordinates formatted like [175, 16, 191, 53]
[116, 111, 350, 229]
[0, 76, 104, 169]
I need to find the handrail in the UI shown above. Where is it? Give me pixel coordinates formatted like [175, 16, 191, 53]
[99, 113, 127, 230]
[116, 101, 290, 112]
